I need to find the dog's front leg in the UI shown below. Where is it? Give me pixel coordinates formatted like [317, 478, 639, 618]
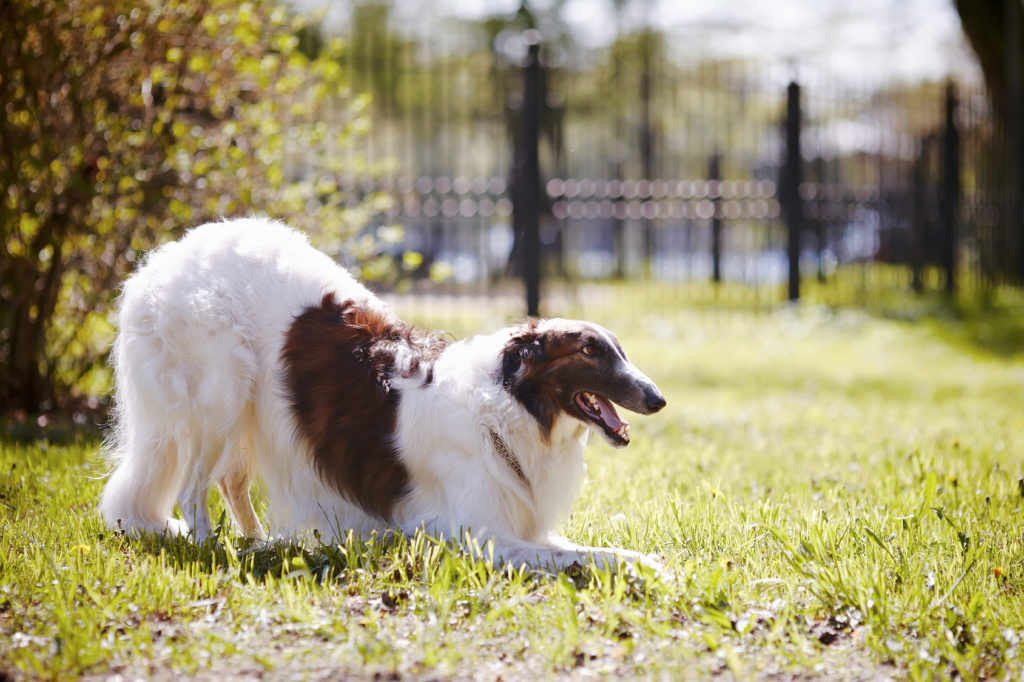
[467, 531, 662, 573]
[400, 520, 660, 572]
[543, 535, 663, 573]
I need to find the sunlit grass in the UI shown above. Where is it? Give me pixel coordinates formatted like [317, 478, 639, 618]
[2, 296, 1023, 679]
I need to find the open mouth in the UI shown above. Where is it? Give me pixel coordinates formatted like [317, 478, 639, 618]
[574, 391, 630, 445]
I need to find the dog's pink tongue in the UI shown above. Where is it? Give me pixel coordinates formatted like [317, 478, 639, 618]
[594, 395, 627, 430]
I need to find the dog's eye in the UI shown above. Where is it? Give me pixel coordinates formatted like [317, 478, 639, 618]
[581, 343, 599, 357]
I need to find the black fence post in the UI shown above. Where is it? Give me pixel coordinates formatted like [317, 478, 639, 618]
[941, 82, 960, 295]
[514, 39, 543, 317]
[783, 81, 803, 302]
[611, 157, 626, 279]
[911, 134, 932, 294]
[813, 156, 826, 283]
[709, 152, 723, 283]
[640, 44, 656, 273]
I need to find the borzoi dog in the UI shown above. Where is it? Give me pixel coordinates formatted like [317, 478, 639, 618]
[100, 218, 666, 569]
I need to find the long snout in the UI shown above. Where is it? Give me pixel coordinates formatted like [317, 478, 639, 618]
[611, 360, 666, 415]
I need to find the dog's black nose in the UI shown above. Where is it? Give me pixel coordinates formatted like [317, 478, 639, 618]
[645, 389, 666, 413]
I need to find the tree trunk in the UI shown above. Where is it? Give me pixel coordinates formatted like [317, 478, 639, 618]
[1, 228, 67, 413]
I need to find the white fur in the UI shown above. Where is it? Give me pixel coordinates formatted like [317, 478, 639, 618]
[100, 218, 655, 570]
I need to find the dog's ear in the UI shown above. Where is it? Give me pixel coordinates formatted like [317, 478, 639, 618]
[501, 323, 544, 387]
[516, 335, 544, 363]
[500, 323, 558, 435]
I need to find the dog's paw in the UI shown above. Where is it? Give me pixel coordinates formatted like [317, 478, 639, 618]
[632, 552, 666, 578]
[581, 548, 662, 576]
[113, 516, 191, 539]
[164, 518, 191, 537]
[612, 549, 664, 576]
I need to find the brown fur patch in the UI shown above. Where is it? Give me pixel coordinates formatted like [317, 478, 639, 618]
[282, 293, 448, 520]
[500, 321, 590, 436]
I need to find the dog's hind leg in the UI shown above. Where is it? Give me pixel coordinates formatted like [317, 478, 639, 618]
[177, 474, 212, 543]
[101, 316, 193, 537]
[100, 434, 189, 538]
[218, 462, 264, 540]
[177, 485, 211, 542]
[178, 429, 243, 542]
[215, 411, 265, 539]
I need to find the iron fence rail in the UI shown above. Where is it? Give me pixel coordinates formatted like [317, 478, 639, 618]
[301, 35, 1016, 318]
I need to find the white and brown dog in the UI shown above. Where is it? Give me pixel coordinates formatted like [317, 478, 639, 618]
[100, 218, 666, 569]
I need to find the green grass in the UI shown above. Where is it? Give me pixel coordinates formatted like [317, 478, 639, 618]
[3, 295, 1024, 680]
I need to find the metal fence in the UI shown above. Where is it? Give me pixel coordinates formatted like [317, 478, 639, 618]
[303, 20, 1019, 322]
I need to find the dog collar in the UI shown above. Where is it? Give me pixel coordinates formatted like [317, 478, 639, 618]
[489, 429, 530, 489]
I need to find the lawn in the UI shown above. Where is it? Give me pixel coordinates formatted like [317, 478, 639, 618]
[2, 291, 1023, 680]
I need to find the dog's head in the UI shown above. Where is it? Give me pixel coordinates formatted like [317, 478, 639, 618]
[500, 318, 665, 446]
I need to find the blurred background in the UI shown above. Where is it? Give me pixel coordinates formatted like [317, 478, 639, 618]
[2, 0, 1022, 423]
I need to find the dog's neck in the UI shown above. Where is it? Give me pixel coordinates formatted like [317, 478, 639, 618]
[489, 428, 530, 489]
[420, 330, 590, 540]
[487, 408, 590, 540]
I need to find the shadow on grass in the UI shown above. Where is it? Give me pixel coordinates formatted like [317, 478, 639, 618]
[115, 518, 652, 597]
[1, 415, 104, 446]
[118, 516, 413, 585]
[867, 293, 1024, 359]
